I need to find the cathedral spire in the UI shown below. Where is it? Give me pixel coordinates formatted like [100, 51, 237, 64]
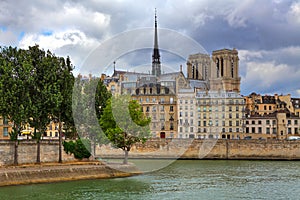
[152, 8, 161, 77]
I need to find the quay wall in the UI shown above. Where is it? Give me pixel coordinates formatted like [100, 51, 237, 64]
[97, 139, 300, 160]
[0, 140, 75, 166]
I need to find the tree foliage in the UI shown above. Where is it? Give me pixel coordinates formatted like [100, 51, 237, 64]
[72, 75, 111, 156]
[63, 139, 91, 159]
[0, 45, 75, 165]
[100, 95, 151, 164]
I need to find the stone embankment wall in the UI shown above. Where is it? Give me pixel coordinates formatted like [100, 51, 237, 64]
[97, 139, 300, 160]
[0, 162, 141, 186]
[0, 140, 75, 166]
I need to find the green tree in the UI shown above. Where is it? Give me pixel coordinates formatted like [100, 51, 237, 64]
[27, 46, 60, 164]
[0, 46, 34, 165]
[100, 96, 151, 164]
[51, 56, 74, 163]
[72, 75, 111, 157]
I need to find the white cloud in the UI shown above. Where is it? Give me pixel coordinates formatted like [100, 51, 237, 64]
[288, 1, 300, 24]
[19, 29, 100, 70]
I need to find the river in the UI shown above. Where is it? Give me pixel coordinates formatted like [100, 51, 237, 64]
[0, 160, 299, 200]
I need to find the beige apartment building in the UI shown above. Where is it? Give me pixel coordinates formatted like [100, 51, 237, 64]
[132, 83, 177, 138]
[0, 117, 11, 140]
[245, 110, 300, 139]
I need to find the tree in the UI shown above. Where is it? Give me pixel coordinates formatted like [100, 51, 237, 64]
[27, 46, 59, 164]
[51, 56, 74, 163]
[100, 95, 151, 164]
[72, 75, 111, 157]
[0, 46, 34, 165]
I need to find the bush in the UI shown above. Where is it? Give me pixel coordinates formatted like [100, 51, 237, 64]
[63, 139, 91, 159]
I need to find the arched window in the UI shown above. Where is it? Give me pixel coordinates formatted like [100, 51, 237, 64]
[216, 58, 220, 78]
[220, 57, 224, 77]
[231, 58, 234, 78]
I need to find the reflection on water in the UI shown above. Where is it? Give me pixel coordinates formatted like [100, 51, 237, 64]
[0, 160, 299, 200]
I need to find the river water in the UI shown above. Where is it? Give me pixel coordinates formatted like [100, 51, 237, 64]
[0, 160, 299, 200]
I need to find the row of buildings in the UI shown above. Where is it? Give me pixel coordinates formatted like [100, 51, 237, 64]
[100, 12, 300, 140]
[1, 12, 300, 141]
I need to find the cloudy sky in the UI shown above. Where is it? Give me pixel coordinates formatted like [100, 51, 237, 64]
[0, 0, 300, 97]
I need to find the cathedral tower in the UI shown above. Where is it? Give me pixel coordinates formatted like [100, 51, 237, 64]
[152, 9, 161, 77]
[210, 48, 241, 92]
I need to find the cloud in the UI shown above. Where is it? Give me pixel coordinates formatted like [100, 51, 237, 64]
[240, 47, 300, 96]
[19, 29, 100, 69]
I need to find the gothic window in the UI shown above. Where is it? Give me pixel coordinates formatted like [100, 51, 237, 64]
[231, 58, 234, 78]
[195, 63, 199, 79]
[220, 57, 224, 77]
[216, 58, 220, 78]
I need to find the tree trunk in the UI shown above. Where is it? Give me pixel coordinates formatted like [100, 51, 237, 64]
[123, 149, 129, 165]
[58, 116, 62, 163]
[14, 140, 18, 165]
[35, 128, 41, 164]
[36, 140, 41, 164]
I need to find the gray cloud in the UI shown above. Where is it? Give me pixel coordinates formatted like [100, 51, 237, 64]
[0, 0, 299, 96]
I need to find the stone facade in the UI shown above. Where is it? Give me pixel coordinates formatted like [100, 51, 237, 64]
[97, 139, 300, 160]
[0, 140, 75, 166]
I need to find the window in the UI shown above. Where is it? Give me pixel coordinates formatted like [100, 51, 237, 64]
[236, 113, 239, 119]
[272, 120, 276, 125]
[236, 106, 239, 111]
[288, 128, 292, 134]
[160, 106, 164, 112]
[146, 98, 149, 102]
[252, 127, 255, 133]
[152, 98, 156, 103]
[236, 128, 239, 132]
[229, 121, 232, 126]
[190, 127, 194, 132]
[266, 120, 270, 125]
[3, 118, 8, 125]
[288, 120, 291, 125]
[229, 128, 232, 132]
[170, 106, 174, 112]
[152, 106, 156, 112]
[3, 127, 8, 137]
[198, 121, 201, 126]
[273, 128, 277, 134]
[258, 127, 262, 133]
[295, 120, 298, 125]
[252, 120, 255, 125]
[170, 97, 174, 104]
[146, 106, 150, 112]
[246, 127, 249, 133]
[258, 120, 262, 125]
[190, 119, 194, 125]
[236, 121, 239, 126]
[160, 98, 165, 103]
[266, 128, 270, 134]
[180, 127, 183, 132]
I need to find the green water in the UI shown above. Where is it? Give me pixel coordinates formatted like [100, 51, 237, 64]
[0, 160, 299, 200]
